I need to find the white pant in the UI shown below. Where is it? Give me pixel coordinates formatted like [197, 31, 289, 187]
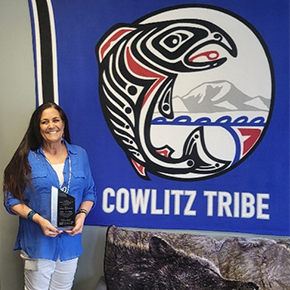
[21, 251, 78, 290]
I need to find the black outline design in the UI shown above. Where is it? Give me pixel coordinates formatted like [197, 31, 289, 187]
[96, 11, 241, 180]
[31, 0, 55, 104]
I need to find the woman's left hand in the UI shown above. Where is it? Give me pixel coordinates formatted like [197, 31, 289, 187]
[64, 213, 86, 236]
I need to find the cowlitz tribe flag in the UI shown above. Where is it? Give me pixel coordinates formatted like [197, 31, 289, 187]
[28, 0, 289, 236]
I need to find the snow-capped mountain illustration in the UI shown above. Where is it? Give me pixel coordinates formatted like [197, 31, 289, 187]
[172, 81, 270, 113]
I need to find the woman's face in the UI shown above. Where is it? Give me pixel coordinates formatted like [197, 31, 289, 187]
[39, 107, 65, 146]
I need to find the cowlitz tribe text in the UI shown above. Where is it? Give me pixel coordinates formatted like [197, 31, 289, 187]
[102, 188, 270, 220]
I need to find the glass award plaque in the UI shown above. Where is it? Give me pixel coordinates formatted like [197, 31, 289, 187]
[51, 186, 75, 229]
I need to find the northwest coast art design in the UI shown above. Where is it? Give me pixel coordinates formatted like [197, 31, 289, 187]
[96, 6, 273, 180]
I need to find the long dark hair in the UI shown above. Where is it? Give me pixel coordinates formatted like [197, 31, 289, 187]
[3, 102, 71, 201]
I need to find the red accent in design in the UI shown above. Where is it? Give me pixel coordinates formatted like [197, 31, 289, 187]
[131, 158, 146, 176]
[189, 50, 219, 62]
[126, 47, 165, 107]
[100, 28, 134, 61]
[156, 149, 170, 158]
[238, 128, 262, 156]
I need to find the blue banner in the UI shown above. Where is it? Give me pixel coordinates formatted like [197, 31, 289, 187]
[28, 0, 290, 236]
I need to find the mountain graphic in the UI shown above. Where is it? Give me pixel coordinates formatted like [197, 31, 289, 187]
[173, 81, 270, 113]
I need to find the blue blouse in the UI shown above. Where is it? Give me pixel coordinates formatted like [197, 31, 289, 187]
[4, 142, 96, 261]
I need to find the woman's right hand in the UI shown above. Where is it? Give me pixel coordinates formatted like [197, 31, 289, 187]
[33, 214, 63, 237]
[10, 204, 62, 237]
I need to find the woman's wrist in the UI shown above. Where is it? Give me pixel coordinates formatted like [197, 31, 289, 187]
[27, 210, 42, 224]
[27, 210, 38, 221]
[76, 208, 88, 217]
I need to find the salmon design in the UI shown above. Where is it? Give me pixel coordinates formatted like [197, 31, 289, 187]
[96, 18, 237, 180]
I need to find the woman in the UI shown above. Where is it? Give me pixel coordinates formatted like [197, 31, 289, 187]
[3, 102, 96, 290]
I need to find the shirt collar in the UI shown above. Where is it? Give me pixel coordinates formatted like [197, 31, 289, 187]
[64, 141, 77, 155]
[36, 140, 77, 156]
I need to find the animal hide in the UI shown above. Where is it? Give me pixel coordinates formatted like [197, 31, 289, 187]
[105, 226, 269, 289]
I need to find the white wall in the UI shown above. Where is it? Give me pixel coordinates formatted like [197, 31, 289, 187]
[0, 0, 35, 289]
[0, 1, 286, 290]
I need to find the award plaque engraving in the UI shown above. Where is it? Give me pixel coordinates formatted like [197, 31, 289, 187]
[51, 186, 75, 229]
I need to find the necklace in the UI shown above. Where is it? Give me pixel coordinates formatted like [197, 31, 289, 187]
[60, 156, 72, 193]
[44, 154, 72, 194]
